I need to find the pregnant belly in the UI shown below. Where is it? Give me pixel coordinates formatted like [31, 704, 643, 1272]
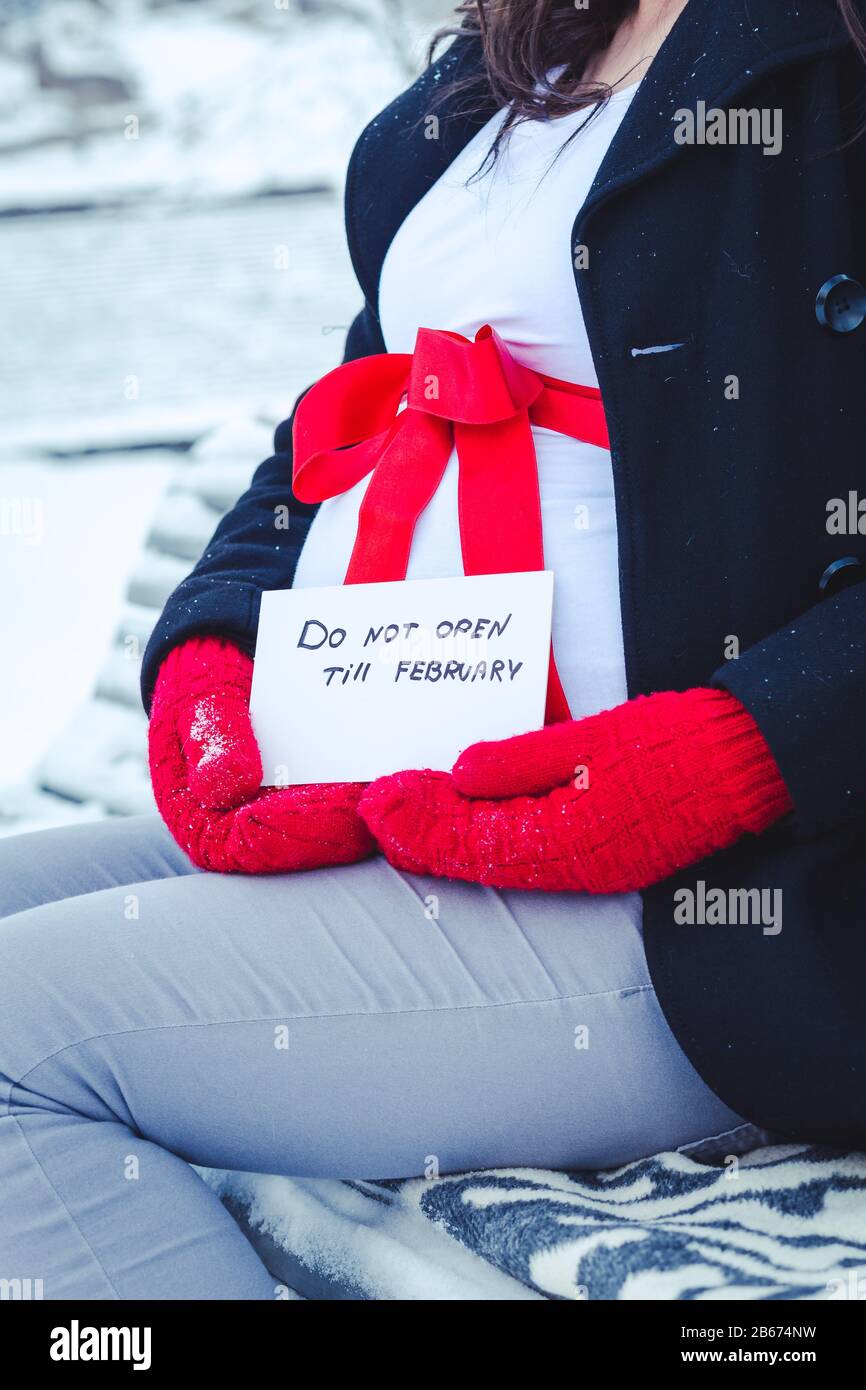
[292, 429, 629, 721]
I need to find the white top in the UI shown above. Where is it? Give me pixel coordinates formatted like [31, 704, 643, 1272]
[294, 84, 638, 723]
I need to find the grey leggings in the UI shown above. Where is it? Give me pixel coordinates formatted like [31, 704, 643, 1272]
[0, 814, 749, 1299]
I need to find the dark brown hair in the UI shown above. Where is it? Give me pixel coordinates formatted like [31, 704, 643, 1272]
[431, 0, 866, 151]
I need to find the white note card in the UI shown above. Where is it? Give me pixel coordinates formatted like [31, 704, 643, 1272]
[249, 570, 554, 785]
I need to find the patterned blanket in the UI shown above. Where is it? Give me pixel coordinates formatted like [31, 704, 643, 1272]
[204, 1145, 866, 1301]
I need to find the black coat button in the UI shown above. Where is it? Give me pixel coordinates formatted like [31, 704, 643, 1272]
[818, 555, 864, 598]
[815, 275, 866, 332]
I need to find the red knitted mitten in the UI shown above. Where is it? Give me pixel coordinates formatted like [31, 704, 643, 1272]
[359, 688, 793, 892]
[149, 636, 374, 873]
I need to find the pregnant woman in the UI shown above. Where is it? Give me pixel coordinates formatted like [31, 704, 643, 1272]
[2, 0, 866, 1299]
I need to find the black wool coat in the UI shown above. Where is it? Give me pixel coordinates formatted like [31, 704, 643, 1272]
[142, 0, 866, 1145]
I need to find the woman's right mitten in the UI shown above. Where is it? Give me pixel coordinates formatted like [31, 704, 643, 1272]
[148, 636, 375, 873]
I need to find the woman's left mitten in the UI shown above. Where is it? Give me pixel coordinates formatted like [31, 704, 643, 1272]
[360, 688, 794, 892]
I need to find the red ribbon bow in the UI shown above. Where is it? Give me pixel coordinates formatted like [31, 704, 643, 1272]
[292, 324, 609, 724]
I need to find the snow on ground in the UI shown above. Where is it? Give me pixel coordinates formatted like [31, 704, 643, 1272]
[0, 0, 429, 210]
[2, 193, 357, 449]
[0, 456, 171, 788]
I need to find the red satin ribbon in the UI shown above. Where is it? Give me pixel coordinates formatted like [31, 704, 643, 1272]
[292, 324, 609, 724]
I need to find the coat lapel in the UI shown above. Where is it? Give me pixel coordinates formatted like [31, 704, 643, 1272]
[579, 0, 851, 225]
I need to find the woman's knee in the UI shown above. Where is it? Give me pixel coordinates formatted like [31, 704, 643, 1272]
[0, 821, 99, 920]
[0, 828, 48, 920]
[0, 815, 188, 923]
[0, 896, 120, 1119]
